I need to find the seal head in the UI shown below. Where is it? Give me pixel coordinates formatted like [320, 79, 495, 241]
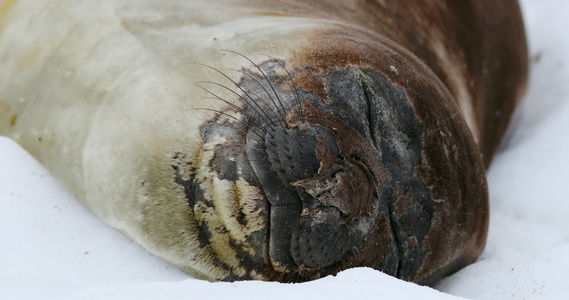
[0, 0, 525, 287]
[245, 77, 394, 274]
[195, 31, 488, 284]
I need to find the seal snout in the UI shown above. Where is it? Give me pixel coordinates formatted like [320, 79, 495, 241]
[249, 114, 383, 271]
[239, 60, 395, 278]
[290, 131, 381, 269]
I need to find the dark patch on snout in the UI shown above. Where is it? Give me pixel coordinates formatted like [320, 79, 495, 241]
[195, 52, 486, 284]
[233, 59, 433, 280]
[286, 66, 433, 279]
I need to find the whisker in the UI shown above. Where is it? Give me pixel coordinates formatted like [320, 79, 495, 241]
[422, 105, 448, 120]
[264, 55, 304, 123]
[205, 142, 269, 159]
[424, 110, 460, 131]
[193, 84, 276, 138]
[200, 73, 278, 128]
[220, 50, 288, 125]
[274, 181, 288, 191]
[190, 107, 266, 140]
[286, 272, 295, 283]
[228, 69, 286, 130]
[196, 80, 275, 128]
[246, 145, 268, 156]
[192, 105, 273, 141]
[189, 62, 278, 126]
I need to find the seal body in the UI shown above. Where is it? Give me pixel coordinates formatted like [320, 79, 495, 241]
[0, 0, 527, 285]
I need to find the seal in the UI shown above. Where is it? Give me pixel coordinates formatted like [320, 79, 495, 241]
[0, 0, 527, 285]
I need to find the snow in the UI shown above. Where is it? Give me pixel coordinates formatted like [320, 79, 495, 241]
[1, 0, 568, 299]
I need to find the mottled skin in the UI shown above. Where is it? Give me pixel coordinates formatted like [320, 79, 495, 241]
[0, 0, 527, 285]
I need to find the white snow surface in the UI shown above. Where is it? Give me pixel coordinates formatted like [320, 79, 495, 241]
[1, 1, 568, 299]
